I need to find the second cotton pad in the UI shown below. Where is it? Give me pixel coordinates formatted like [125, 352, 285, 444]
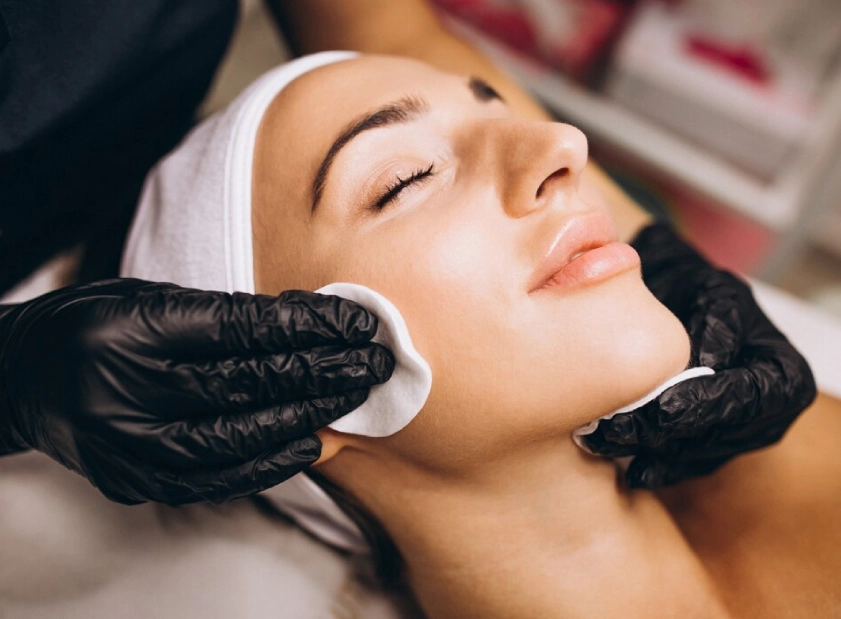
[316, 282, 433, 437]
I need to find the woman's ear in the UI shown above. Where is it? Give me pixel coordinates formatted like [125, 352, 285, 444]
[314, 428, 351, 466]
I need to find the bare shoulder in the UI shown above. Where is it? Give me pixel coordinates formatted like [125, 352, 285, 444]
[659, 393, 841, 618]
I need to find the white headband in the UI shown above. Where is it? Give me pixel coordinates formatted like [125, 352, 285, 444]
[120, 51, 370, 554]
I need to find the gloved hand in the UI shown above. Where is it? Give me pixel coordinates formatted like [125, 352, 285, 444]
[582, 223, 817, 488]
[0, 279, 394, 505]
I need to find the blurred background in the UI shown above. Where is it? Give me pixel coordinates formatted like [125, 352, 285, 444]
[206, 0, 841, 319]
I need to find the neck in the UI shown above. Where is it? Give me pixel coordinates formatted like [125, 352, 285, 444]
[354, 439, 729, 619]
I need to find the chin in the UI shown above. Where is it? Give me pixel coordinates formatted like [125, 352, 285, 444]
[581, 271, 692, 414]
[618, 277, 690, 388]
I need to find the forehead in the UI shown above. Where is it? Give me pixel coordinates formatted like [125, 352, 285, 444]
[271, 54, 453, 121]
[258, 56, 458, 160]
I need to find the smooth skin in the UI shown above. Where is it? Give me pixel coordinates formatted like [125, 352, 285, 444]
[252, 55, 841, 619]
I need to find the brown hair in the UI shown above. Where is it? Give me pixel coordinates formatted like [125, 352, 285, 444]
[305, 469, 406, 590]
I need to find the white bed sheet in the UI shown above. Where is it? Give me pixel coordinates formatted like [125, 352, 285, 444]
[0, 452, 419, 619]
[751, 279, 841, 399]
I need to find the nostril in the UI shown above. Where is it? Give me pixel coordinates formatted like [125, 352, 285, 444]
[535, 167, 569, 199]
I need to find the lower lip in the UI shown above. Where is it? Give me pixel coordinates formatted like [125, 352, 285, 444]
[537, 242, 640, 292]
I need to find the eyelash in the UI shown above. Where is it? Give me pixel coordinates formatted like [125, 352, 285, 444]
[374, 163, 435, 210]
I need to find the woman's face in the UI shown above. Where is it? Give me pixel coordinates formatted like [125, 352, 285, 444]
[252, 55, 689, 470]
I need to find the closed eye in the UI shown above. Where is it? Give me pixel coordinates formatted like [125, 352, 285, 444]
[374, 163, 435, 210]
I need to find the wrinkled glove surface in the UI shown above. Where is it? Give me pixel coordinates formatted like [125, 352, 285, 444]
[583, 223, 817, 488]
[0, 279, 394, 505]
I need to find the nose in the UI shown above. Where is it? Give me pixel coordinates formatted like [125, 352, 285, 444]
[465, 119, 588, 218]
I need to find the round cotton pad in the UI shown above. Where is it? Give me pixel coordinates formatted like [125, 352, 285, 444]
[572, 366, 716, 453]
[316, 283, 433, 437]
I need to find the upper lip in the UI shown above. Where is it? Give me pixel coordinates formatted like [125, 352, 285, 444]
[527, 211, 619, 292]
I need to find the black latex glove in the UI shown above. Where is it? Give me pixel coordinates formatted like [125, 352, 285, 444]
[0, 279, 394, 505]
[583, 223, 817, 489]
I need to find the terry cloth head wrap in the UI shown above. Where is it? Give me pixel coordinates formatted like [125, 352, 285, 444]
[120, 51, 371, 554]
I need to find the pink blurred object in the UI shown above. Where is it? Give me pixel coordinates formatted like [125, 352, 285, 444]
[686, 35, 771, 85]
[431, 0, 631, 81]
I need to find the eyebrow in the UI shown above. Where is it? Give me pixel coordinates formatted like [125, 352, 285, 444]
[311, 95, 429, 212]
[310, 76, 505, 212]
[468, 76, 505, 103]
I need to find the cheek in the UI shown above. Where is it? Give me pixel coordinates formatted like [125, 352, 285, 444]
[520, 273, 692, 418]
[396, 271, 690, 472]
[321, 193, 518, 374]
[315, 204, 527, 456]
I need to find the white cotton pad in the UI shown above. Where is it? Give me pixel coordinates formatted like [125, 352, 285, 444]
[316, 283, 432, 437]
[572, 366, 716, 453]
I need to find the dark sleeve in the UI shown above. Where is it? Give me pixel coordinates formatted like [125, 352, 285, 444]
[0, 304, 27, 456]
[0, 0, 238, 294]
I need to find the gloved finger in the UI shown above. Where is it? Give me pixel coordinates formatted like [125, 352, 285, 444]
[625, 454, 672, 489]
[655, 369, 762, 438]
[686, 296, 743, 370]
[73, 439, 161, 505]
[143, 388, 370, 467]
[169, 343, 394, 414]
[277, 290, 381, 347]
[579, 398, 667, 454]
[130, 288, 382, 362]
[152, 437, 322, 505]
[648, 354, 810, 443]
[685, 272, 753, 370]
[579, 419, 648, 457]
[625, 450, 733, 489]
[73, 278, 183, 297]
